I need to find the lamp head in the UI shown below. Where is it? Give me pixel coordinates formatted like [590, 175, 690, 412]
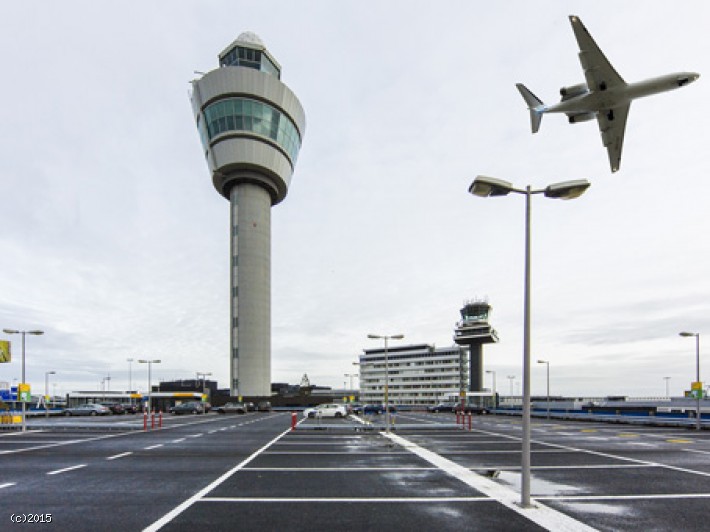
[3, 329, 19, 334]
[543, 179, 590, 200]
[469, 176, 515, 197]
[679, 331, 698, 337]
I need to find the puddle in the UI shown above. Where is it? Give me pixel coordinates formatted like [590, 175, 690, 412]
[493, 470, 584, 496]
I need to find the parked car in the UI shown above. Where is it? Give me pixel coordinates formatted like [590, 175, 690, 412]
[310, 403, 348, 418]
[121, 403, 140, 414]
[100, 403, 125, 415]
[216, 402, 247, 415]
[303, 407, 318, 418]
[171, 402, 205, 415]
[428, 402, 457, 413]
[64, 403, 111, 416]
[349, 403, 364, 415]
[362, 404, 397, 415]
[455, 403, 491, 415]
[257, 401, 272, 412]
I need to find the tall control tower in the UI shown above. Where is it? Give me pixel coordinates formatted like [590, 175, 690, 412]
[454, 300, 499, 392]
[190, 33, 306, 397]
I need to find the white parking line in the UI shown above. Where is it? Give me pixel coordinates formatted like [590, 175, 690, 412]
[384, 432, 597, 532]
[0, 482, 16, 489]
[144, 426, 293, 531]
[144, 444, 163, 450]
[47, 464, 87, 476]
[201, 496, 491, 503]
[172, 438, 186, 443]
[106, 451, 133, 461]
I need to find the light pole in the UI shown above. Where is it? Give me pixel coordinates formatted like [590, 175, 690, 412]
[138, 359, 161, 413]
[344, 373, 357, 390]
[486, 370, 497, 408]
[507, 375, 515, 396]
[44, 370, 56, 418]
[196, 372, 212, 406]
[664, 376, 671, 398]
[127, 358, 134, 395]
[537, 360, 550, 419]
[367, 333, 404, 434]
[3, 329, 44, 432]
[679, 332, 701, 430]
[469, 174, 590, 508]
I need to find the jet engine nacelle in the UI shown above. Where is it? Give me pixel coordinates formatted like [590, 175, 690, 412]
[560, 83, 589, 100]
[567, 112, 596, 124]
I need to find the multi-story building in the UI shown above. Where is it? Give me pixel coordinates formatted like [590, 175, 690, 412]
[359, 344, 468, 406]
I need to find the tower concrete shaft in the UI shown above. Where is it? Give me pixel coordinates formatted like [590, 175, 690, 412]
[190, 32, 305, 398]
[454, 300, 499, 392]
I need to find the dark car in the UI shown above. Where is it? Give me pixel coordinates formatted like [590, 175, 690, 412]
[121, 403, 140, 414]
[216, 402, 247, 414]
[362, 404, 397, 415]
[257, 401, 272, 412]
[428, 402, 457, 413]
[100, 403, 125, 415]
[171, 402, 204, 415]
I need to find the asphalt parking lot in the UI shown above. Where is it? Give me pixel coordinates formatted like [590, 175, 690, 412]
[1, 412, 709, 530]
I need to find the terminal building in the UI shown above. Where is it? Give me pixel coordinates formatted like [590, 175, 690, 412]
[358, 344, 468, 406]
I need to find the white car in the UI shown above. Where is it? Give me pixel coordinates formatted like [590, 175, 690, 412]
[306, 404, 348, 418]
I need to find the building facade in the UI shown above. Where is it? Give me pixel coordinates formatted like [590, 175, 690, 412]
[359, 344, 468, 406]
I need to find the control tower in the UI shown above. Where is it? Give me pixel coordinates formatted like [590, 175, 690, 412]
[454, 300, 499, 392]
[189, 33, 306, 397]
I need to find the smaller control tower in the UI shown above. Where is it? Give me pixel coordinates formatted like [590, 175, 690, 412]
[454, 299, 499, 392]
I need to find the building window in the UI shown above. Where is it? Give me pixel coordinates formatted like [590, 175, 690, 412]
[220, 46, 281, 79]
[203, 98, 301, 164]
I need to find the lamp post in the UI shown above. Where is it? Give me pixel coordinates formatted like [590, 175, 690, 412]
[486, 370, 497, 395]
[664, 376, 671, 398]
[507, 375, 515, 396]
[196, 372, 212, 406]
[469, 174, 590, 508]
[344, 373, 357, 390]
[44, 370, 56, 418]
[138, 359, 161, 413]
[537, 360, 550, 419]
[3, 329, 44, 432]
[679, 332, 701, 430]
[127, 358, 134, 394]
[367, 333, 404, 434]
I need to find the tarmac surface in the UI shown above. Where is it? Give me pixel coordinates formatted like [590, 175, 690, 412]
[0, 411, 708, 530]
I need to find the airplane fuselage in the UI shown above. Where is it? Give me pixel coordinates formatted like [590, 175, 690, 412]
[546, 72, 699, 115]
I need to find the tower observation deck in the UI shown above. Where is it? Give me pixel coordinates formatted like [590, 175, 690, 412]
[189, 32, 306, 397]
[454, 300, 499, 392]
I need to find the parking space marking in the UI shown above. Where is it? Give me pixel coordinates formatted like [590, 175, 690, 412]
[201, 496, 491, 503]
[383, 431, 597, 532]
[47, 464, 87, 476]
[144, 444, 164, 450]
[537, 493, 710, 502]
[0, 482, 16, 489]
[106, 451, 133, 460]
[243, 467, 440, 471]
[172, 438, 186, 443]
[684, 448, 710, 455]
[144, 425, 293, 532]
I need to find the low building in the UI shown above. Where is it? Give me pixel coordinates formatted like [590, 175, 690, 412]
[359, 343, 468, 406]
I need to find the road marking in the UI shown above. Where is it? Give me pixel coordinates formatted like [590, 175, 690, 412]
[107, 451, 133, 460]
[581, 429, 597, 433]
[617, 433, 639, 438]
[683, 448, 710, 455]
[144, 444, 163, 450]
[187, 434, 203, 438]
[383, 431, 597, 532]
[0, 483, 16, 489]
[667, 439, 693, 444]
[201, 496, 491, 503]
[538, 493, 710, 501]
[172, 438, 186, 443]
[144, 425, 294, 531]
[47, 464, 87, 475]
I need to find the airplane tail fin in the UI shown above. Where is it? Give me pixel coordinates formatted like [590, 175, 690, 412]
[515, 83, 545, 133]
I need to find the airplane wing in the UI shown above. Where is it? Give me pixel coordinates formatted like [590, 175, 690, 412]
[596, 104, 630, 172]
[569, 15, 625, 91]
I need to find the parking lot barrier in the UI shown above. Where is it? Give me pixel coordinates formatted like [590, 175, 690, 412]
[159, 410, 163, 429]
[291, 412, 297, 431]
[143, 410, 148, 431]
[151, 409, 155, 430]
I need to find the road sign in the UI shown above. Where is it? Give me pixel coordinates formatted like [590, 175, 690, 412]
[691, 381, 703, 391]
[18, 383, 31, 402]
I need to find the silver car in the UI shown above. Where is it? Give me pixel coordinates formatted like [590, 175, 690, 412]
[64, 403, 111, 416]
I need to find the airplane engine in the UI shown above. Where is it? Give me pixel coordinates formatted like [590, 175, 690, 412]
[567, 112, 596, 124]
[559, 83, 588, 101]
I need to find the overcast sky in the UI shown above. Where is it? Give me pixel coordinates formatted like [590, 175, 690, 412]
[1, 1, 708, 399]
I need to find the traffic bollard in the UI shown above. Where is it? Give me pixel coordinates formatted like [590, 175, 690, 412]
[291, 411, 297, 431]
[159, 410, 163, 429]
[151, 409, 155, 430]
[468, 413, 472, 431]
[143, 411, 147, 431]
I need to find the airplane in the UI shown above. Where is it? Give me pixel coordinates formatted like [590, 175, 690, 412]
[516, 15, 699, 173]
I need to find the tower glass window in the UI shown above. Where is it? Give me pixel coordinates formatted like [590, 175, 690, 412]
[203, 98, 301, 164]
[220, 45, 281, 79]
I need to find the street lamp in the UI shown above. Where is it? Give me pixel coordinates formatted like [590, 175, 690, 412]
[196, 372, 212, 404]
[127, 358, 134, 394]
[3, 328, 44, 432]
[679, 332, 701, 430]
[367, 333, 404, 434]
[537, 360, 550, 419]
[138, 359, 161, 413]
[469, 174, 590, 508]
[486, 370, 497, 395]
[44, 370, 56, 418]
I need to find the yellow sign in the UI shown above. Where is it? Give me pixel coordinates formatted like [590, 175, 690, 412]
[18, 383, 31, 402]
[691, 381, 703, 391]
[0, 340, 10, 363]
